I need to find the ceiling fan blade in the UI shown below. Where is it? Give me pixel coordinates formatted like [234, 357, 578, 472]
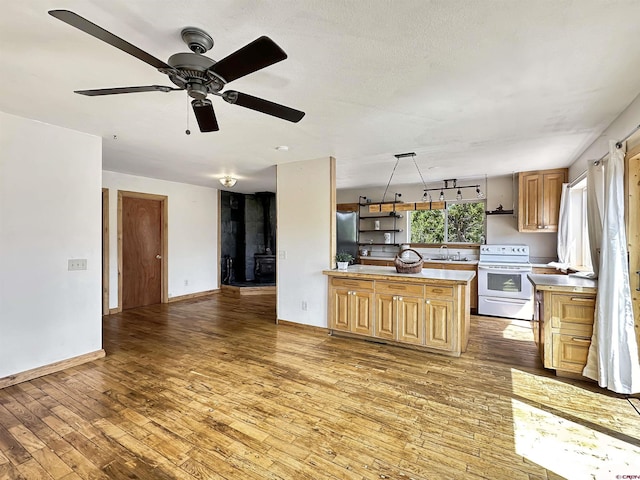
[222, 91, 305, 123]
[48, 10, 171, 70]
[191, 99, 219, 132]
[209, 36, 287, 83]
[75, 85, 181, 96]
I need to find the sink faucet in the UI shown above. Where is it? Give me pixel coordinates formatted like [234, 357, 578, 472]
[440, 245, 448, 260]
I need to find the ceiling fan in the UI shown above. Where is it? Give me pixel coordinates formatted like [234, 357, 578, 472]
[48, 10, 305, 132]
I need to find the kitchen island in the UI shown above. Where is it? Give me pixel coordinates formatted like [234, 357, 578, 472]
[323, 265, 475, 356]
[528, 274, 598, 377]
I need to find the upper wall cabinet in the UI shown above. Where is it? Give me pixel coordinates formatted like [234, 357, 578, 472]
[518, 168, 568, 233]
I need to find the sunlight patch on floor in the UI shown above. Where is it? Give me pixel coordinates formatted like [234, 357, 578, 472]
[511, 397, 640, 479]
[500, 320, 534, 341]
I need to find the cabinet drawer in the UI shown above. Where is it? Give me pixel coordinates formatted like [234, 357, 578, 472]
[425, 285, 454, 298]
[551, 294, 595, 329]
[331, 278, 374, 291]
[376, 281, 424, 297]
[552, 333, 591, 373]
[559, 322, 592, 337]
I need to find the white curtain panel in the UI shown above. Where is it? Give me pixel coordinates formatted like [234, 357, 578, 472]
[556, 183, 572, 264]
[586, 164, 604, 277]
[583, 140, 640, 394]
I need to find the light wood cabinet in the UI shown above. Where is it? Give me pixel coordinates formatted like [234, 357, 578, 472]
[375, 281, 424, 343]
[329, 278, 374, 336]
[425, 298, 453, 350]
[538, 290, 595, 376]
[518, 168, 568, 232]
[425, 262, 477, 311]
[325, 269, 474, 356]
[397, 296, 424, 345]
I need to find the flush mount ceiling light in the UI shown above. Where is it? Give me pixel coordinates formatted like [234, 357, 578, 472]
[219, 176, 237, 188]
[275, 145, 289, 151]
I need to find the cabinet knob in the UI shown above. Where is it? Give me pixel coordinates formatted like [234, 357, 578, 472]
[537, 225, 543, 229]
[543, 225, 549, 229]
[425, 300, 430, 304]
[398, 297, 403, 301]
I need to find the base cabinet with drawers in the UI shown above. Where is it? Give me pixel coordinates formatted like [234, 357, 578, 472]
[531, 276, 597, 377]
[325, 268, 473, 356]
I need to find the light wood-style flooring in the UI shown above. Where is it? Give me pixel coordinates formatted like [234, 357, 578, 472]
[1, 294, 638, 479]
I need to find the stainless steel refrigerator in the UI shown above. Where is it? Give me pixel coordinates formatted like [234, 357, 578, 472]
[336, 211, 358, 262]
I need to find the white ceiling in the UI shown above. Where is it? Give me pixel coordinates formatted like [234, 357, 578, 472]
[2, 1, 639, 194]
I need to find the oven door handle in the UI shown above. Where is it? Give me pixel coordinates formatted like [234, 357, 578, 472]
[478, 265, 532, 273]
[482, 297, 530, 305]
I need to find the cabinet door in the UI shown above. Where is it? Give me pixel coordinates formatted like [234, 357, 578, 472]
[425, 299, 453, 350]
[397, 296, 424, 345]
[352, 291, 374, 336]
[550, 293, 595, 331]
[542, 171, 566, 231]
[331, 288, 351, 331]
[518, 172, 542, 232]
[375, 294, 396, 340]
[552, 333, 591, 373]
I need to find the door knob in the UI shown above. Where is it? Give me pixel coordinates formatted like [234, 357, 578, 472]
[156, 254, 162, 259]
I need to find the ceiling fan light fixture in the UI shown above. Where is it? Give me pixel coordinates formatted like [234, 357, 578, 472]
[219, 176, 237, 188]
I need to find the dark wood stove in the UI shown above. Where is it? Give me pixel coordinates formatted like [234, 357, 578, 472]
[254, 254, 276, 283]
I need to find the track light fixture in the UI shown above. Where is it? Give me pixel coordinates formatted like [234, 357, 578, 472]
[424, 179, 485, 202]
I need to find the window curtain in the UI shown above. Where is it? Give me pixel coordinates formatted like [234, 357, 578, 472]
[556, 183, 571, 264]
[583, 140, 640, 394]
[586, 164, 604, 277]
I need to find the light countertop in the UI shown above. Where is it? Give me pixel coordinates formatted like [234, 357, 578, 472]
[527, 273, 598, 293]
[323, 265, 475, 284]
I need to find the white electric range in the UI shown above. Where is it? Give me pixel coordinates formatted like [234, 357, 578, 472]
[477, 244, 533, 320]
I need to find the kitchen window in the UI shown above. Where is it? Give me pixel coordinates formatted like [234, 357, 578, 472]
[568, 179, 592, 270]
[409, 201, 486, 244]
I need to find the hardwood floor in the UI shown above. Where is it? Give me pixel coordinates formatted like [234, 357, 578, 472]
[1, 294, 638, 479]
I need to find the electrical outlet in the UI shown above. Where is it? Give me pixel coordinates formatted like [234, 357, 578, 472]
[278, 250, 286, 260]
[184, 279, 189, 286]
[68, 259, 87, 271]
[301, 300, 308, 311]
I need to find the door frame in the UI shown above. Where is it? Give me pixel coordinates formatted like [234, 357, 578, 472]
[102, 188, 110, 315]
[117, 190, 169, 311]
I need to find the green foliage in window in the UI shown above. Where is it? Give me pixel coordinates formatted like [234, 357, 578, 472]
[410, 201, 485, 243]
[410, 209, 444, 243]
[447, 202, 485, 243]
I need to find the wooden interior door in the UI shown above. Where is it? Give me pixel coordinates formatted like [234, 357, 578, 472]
[122, 196, 162, 309]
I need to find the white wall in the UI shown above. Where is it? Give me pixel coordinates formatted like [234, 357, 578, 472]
[568, 93, 640, 180]
[0, 112, 102, 379]
[277, 157, 333, 327]
[102, 171, 218, 307]
[337, 174, 558, 260]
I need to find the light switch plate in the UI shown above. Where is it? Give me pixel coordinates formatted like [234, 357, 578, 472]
[68, 259, 87, 271]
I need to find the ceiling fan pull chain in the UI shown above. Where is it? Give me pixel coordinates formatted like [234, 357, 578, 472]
[185, 94, 191, 135]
